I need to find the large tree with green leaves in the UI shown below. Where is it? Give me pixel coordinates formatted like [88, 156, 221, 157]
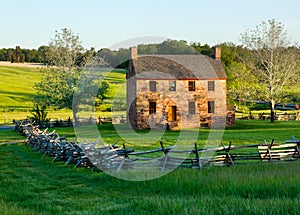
[240, 19, 300, 122]
[226, 61, 257, 108]
[216, 43, 255, 109]
[34, 28, 109, 124]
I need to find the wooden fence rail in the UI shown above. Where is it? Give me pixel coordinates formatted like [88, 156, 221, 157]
[14, 121, 300, 172]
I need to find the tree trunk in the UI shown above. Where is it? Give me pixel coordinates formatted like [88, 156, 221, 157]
[270, 100, 275, 123]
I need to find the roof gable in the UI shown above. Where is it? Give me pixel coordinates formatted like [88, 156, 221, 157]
[129, 54, 227, 80]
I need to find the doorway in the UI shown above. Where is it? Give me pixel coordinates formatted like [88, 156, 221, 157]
[168, 106, 177, 121]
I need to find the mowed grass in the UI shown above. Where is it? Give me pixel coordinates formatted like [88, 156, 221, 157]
[0, 66, 41, 111]
[0, 120, 300, 214]
[50, 120, 300, 148]
[0, 65, 126, 123]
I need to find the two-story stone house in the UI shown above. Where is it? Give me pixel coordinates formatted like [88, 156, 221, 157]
[126, 47, 227, 130]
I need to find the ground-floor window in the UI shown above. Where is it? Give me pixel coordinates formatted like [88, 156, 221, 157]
[149, 101, 156, 114]
[188, 102, 196, 114]
[208, 101, 215, 113]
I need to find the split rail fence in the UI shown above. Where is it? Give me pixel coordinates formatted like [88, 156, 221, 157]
[14, 121, 300, 172]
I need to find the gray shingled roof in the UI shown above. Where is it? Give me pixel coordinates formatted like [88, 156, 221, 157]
[130, 55, 226, 80]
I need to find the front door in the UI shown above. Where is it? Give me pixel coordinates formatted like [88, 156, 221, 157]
[168, 106, 177, 121]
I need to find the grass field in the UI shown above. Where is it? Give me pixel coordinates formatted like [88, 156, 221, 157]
[0, 65, 126, 123]
[0, 66, 41, 111]
[0, 120, 300, 214]
[48, 120, 300, 148]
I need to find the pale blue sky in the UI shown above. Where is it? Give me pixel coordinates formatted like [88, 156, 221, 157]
[1, 0, 300, 49]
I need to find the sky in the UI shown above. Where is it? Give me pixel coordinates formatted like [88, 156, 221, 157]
[1, 0, 300, 50]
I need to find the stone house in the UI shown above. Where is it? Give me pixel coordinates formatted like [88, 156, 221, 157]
[126, 47, 229, 130]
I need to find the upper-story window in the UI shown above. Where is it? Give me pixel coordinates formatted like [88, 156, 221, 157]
[208, 81, 215, 91]
[149, 81, 156, 92]
[169, 81, 176, 91]
[188, 81, 195, 91]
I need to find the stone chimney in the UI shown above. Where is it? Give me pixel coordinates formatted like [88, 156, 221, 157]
[213, 47, 221, 61]
[130, 47, 138, 59]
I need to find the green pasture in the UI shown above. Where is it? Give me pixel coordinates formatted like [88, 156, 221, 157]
[0, 66, 41, 111]
[0, 120, 300, 214]
[49, 120, 300, 148]
[0, 65, 126, 123]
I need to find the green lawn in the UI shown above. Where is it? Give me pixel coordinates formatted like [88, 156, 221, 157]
[0, 66, 41, 111]
[0, 66, 126, 123]
[50, 120, 300, 147]
[0, 120, 300, 214]
[0, 128, 24, 144]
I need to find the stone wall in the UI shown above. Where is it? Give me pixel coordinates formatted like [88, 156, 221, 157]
[131, 79, 229, 130]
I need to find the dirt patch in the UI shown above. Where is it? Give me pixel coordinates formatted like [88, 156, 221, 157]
[0, 61, 44, 68]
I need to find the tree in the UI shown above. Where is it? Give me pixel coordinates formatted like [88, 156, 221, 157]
[215, 43, 255, 108]
[22, 48, 41, 63]
[11, 46, 25, 63]
[226, 61, 256, 109]
[138, 44, 158, 55]
[30, 104, 48, 123]
[34, 28, 109, 124]
[217, 42, 239, 67]
[240, 19, 300, 122]
[157, 39, 198, 54]
[115, 48, 130, 68]
[38, 45, 50, 64]
[190, 42, 212, 56]
[98, 48, 119, 67]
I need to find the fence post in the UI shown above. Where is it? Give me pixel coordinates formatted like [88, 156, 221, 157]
[221, 141, 234, 166]
[160, 141, 169, 171]
[194, 142, 202, 169]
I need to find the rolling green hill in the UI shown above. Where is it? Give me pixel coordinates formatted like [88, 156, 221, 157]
[0, 65, 126, 123]
[0, 66, 41, 111]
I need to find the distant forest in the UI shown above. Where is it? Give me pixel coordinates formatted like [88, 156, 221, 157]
[0, 46, 45, 63]
[0, 40, 218, 67]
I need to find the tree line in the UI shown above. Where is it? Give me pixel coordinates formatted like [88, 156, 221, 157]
[0, 46, 44, 63]
[0, 45, 97, 65]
